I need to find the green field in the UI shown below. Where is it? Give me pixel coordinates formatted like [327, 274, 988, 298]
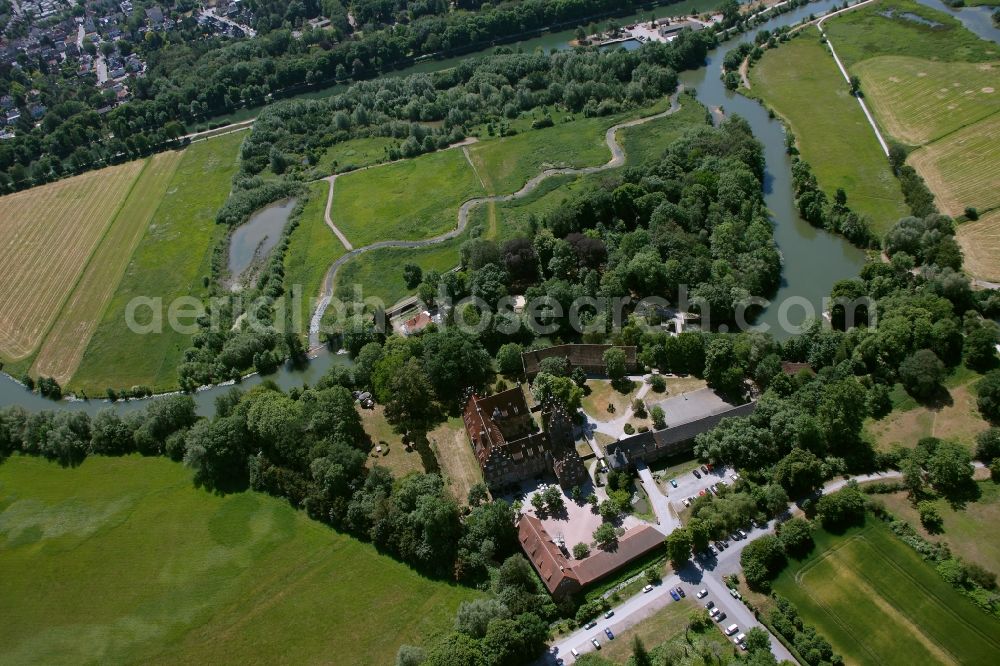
[330, 148, 485, 248]
[318, 136, 398, 175]
[773, 519, 1000, 665]
[617, 96, 709, 166]
[284, 181, 348, 336]
[747, 33, 908, 233]
[72, 133, 244, 393]
[824, 0, 999, 69]
[854, 56, 999, 145]
[0, 454, 477, 665]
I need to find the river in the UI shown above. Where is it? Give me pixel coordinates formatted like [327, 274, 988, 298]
[0, 0, 907, 416]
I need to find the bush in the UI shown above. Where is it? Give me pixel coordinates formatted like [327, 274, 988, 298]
[623, 423, 635, 435]
[650, 375, 666, 392]
[977, 371, 1000, 423]
[572, 542, 590, 559]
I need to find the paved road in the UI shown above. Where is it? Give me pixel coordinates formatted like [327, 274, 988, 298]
[307, 91, 683, 347]
[635, 460, 678, 533]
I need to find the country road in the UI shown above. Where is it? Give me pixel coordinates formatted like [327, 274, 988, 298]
[307, 90, 684, 347]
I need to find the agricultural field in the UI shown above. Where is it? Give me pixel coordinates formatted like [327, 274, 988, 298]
[773, 519, 1000, 665]
[31, 152, 184, 385]
[283, 181, 348, 337]
[957, 209, 1000, 282]
[853, 57, 999, 145]
[905, 114, 1000, 215]
[330, 147, 485, 248]
[746, 32, 908, 233]
[0, 161, 145, 365]
[72, 132, 244, 394]
[0, 455, 477, 665]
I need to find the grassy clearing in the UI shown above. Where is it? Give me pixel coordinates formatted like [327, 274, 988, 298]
[582, 379, 640, 422]
[867, 374, 987, 451]
[617, 97, 709, 166]
[72, 132, 243, 394]
[747, 33, 908, 233]
[429, 417, 484, 505]
[824, 0, 999, 69]
[0, 454, 476, 665]
[866, 481, 1000, 574]
[854, 57, 1000, 145]
[31, 152, 184, 385]
[330, 148, 484, 247]
[595, 598, 693, 663]
[957, 209, 1000, 282]
[0, 161, 145, 363]
[773, 519, 1000, 665]
[361, 405, 428, 479]
[284, 181, 347, 337]
[906, 113, 1000, 216]
[318, 136, 398, 175]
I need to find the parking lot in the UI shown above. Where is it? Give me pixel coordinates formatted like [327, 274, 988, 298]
[650, 461, 738, 513]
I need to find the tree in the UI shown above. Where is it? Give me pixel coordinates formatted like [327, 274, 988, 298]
[530, 492, 546, 514]
[496, 343, 524, 378]
[644, 567, 661, 584]
[385, 358, 440, 436]
[977, 371, 1000, 423]
[573, 542, 590, 559]
[423, 329, 492, 403]
[849, 74, 862, 96]
[776, 517, 813, 557]
[815, 485, 866, 530]
[467, 482, 489, 507]
[665, 526, 693, 567]
[744, 627, 772, 655]
[603, 347, 627, 382]
[396, 645, 426, 666]
[772, 448, 825, 496]
[542, 485, 565, 513]
[917, 500, 944, 533]
[899, 349, 946, 400]
[454, 598, 510, 638]
[593, 522, 617, 548]
[975, 428, 1000, 463]
[965, 324, 997, 370]
[650, 405, 666, 430]
[740, 534, 786, 590]
[926, 439, 973, 496]
[531, 373, 583, 411]
[403, 263, 423, 289]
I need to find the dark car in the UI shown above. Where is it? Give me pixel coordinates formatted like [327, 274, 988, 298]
[670, 588, 681, 601]
[693, 469, 702, 479]
[605, 627, 615, 640]
[675, 586, 686, 598]
[700, 465, 708, 473]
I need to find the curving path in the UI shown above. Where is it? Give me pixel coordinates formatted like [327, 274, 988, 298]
[308, 91, 683, 348]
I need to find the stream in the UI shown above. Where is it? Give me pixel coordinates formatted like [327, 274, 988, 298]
[0, 0, 920, 416]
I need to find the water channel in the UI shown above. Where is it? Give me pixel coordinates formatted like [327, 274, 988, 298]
[227, 198, 298, 286]
[5, 0, 978, 415]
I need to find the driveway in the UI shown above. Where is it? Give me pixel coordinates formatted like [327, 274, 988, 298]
[635, 460, 678, 534]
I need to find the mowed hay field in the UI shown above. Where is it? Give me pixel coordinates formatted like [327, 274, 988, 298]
[330, 147, 485, 248]
[31, 151, 184, 384]
[0, 161, 145, 363]
[0, 455, 477, 665]
[854, 57, 999, 145]
[957, 209, 1000, 282]
[774, 520, 1000, 666]
[72, 132, 244, 393]
[747, 34, 908, 233]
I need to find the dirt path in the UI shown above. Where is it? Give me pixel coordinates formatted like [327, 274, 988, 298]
[739, 57, 752, 89]
[321, 175, 353, 251]
[307, 91, 683, 348]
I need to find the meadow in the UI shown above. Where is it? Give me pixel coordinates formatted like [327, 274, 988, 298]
[617, 97, 709, 166]
[853, 56, 999, 146]
[773, 519, 1000, 665]
[318, 135, 397, 175]
[283, 181, 348, 337]
[429, 417, 485, 505]
[747, 33, 908, 233]
[330, 147, 485, 248]
[957, 209, 1000, 282]
[31, 152, 184, 385]
[0, 161, 145, 364]
[0, 454, 477, 665]
[72, 132, 244, 394]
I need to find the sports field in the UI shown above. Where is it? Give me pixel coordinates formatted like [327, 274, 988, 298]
[0, 161, 145, 363]
[957, 209, 1000, 282]
[747, 33, 908, 233]
[330, 147, 485, 247]
[853, 57, 999, 146]
[284, 181, 348, 336]
[0, 454, 476, 665]
[31, 152, 184, 385]
[773, 520, 1000, 665]
[72, 132, 243, 393]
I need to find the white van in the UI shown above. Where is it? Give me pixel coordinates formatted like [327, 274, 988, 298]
[571, 648, 580, 657]
[734, 633, 746, 644]
[725, 624, 739, 636]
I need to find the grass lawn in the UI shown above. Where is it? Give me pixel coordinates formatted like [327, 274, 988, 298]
[284, 181, 347, 337]
[853, 56, 1000, 146]
[595, 598, 693, 663]
[31, 151, 184, 386]
[747, 32, 908, 233]
[957, 209, 1000, 282]
[617, 96, 709, 166]
[824, 0, 999, 69]
[0, 454, 478, 665]
[773, 518, 1000, 665]
[0, 160, 145, 363]
[361, 405, 428, 479]
[72, 132, 244, 394]
[582, 379, 640, 422]
[429, 417, 484, 505]
[330, 148, 484, 247]
[865, 480, 1000, 574]
[867, 372, 987, 451]
[318, 136, 397, 175]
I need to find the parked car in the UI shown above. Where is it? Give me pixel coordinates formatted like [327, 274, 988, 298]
[729, 533, 739, 541]
[643, 584, 654, 593]
[709, 607, 720, 617]
[592, 639, 601, 649]
[682, 498, 691, 507]
[670, 479, 678, 488]
[738, 529, 748, 539]
[729, 588, 742, 600]
[705, 600, 715, 610]
[700, 465, 708, 473]
[571, 648, 580, 657]
[714, 541, 725, 550]
[605, 628, 615, 640]
[699, 490, 707, 497]
[709, 545, 718, 555]
[730, 472, 740, 481]
[706, 463, 714, 471]
[584, 620, 596, 629]
[670, 589, 681, 601]
[675, 586, 686, 598]
[725, 624, 739, 636]
[715, 612, 727, 623]
[696, 589, 708, 599]
[605, 610, 614, 619]
[734, 633, 747, 645]
[692, 469, 702, 479]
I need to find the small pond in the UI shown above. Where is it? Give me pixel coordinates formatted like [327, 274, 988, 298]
[227, 199, 297, 283]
